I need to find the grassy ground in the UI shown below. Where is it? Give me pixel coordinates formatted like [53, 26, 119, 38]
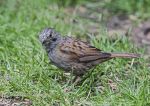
[0, 0, 149, 105]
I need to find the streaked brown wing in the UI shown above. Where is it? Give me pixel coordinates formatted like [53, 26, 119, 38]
[59, 37, 111, 62]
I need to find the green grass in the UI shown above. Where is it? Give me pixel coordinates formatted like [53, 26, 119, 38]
[0, 0, 149, 105]
[102, 0, 150, 19]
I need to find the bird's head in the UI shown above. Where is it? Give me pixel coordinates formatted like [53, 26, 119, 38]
[39, 28, 61, 51]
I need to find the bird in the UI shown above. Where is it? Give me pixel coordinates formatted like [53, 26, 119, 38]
[39, 28, 140, 76]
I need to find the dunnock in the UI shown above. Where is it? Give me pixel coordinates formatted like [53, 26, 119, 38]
[39, 28, 140, 76]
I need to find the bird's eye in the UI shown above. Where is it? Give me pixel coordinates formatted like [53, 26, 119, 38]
[49, 33, 52, 37]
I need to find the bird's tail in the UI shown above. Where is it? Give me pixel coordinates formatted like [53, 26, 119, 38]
[110, 53, 140, 58]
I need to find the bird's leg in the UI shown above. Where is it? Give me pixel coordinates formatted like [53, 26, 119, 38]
[72, 68, 96, 85]
[80, 68, 95, 82]
[73, 76, 82, 85]
[69, 67, 81, 85]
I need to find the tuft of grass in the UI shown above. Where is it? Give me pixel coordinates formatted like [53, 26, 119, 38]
[0, 0, 149, 106]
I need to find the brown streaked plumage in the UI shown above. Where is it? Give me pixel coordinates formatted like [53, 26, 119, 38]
[39, 28, 140, 76]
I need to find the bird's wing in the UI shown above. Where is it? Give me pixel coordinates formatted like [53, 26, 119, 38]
[59, 37, 111, 62]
